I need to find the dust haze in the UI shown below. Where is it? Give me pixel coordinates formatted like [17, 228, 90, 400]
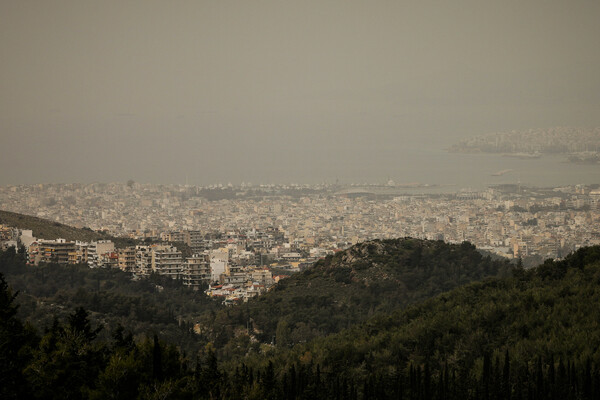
[1, 1, 599, 185]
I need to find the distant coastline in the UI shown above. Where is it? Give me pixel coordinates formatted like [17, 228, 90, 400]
[448, 127, 600, 165]
[502, 152, 541, 159]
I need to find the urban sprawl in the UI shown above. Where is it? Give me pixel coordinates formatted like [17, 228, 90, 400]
[2, 182, 599, 303]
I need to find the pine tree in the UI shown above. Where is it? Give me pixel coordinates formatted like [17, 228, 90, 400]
[535, 357, 544, 400]
[262, 360, 277, 399]
[68, 306, 101, 342]
[0, 273, 35, 400]
[583, 358, 592, 399]
[424, 362, 431, 400]
[152, 334, 163, 381]
[556, 358, 567, 400]
[503, 350, 511, 400]
[547, 355, 555, 400]
[482, 352, 491, 400]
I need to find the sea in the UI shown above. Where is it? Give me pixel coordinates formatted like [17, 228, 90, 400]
[319, 149, 600, 194]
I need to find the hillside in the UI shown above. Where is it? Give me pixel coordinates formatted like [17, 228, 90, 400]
[0, 248, 221, 356]
[5, 241, 600, 399]
[0, 209, 134, 247]
[199, 238, 512, 356]
[233, 246, 600, 399]
[0, 236, 512, 360]
[0, 238, 515, 400]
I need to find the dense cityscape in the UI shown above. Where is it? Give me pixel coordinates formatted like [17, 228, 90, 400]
[2, 181, 600, 303]
[3, 1, 600, 398]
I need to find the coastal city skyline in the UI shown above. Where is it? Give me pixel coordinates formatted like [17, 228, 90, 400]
[3, 180, 598, 259]
[3, 2, 600, 397]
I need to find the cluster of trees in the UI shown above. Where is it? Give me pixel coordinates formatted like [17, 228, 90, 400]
[223, 246, 600, 399]
[0, 277, 229, 399]
[223, 353, 600, 400]
[197, 238, 512, 351]
[1, 234, 513, 361]
[4, 283, 600, 400]
[5, 240, 600, 398]
[0, 247, 220, 355]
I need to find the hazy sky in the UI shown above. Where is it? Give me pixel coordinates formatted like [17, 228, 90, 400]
[1, 0, 600, 185]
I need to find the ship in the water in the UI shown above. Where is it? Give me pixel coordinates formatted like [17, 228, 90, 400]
[491, 169, 513, 176]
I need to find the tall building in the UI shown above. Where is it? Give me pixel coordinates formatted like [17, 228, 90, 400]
[151, 245, 183, 279]
[135, 245, 153, 276]
[182, 253, 211, 290]
[87, 240, 115, 267]
[118, 247, 136, 272]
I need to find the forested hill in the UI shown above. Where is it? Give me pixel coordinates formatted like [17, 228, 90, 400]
[200, 238, 512, 354]
[0, 248, 221, 357]
[0, 235, 513, 364]
[0, 238, 514, 399]
[234, 246, 600, 399]
[5, 244, 600, 398]
[0, 209, 134, 247]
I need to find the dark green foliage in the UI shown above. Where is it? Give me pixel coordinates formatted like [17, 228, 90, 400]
[230, 245, 600, 399]
[69, 307, 102, 341]
[0, 238, 511, 361]
[153, 334, 163, 381]
[5, 243, 600, 399]
[201, 238, 512, 354]
[0, 253, 222, 356]
[24, 307, 107, 399]
[0, 276, 194, 399]
[0, 272, 38, 399]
